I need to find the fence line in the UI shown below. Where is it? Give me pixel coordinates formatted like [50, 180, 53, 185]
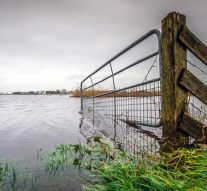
[80, 12, 207, 155]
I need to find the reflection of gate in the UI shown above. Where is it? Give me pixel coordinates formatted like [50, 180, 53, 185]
[80, 12, 207, 155]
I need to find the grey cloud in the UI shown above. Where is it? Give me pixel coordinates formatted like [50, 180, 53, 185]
[66, 74, 84, 81]
[0, 0, 207, 92]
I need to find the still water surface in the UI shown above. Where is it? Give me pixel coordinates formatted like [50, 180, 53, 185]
[0, 95, 87, 190]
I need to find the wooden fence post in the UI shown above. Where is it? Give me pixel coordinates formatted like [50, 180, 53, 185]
[161, 12, 189, 152]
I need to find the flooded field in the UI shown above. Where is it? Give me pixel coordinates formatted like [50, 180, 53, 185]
[0, 94, 205, 190]
[0, 95, 87, 190]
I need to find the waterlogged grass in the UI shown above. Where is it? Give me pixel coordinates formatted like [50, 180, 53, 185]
[1, 136, 206, 190]
[38, 136, 114, 173]
[0, 161, 38, 191]
[39, 136, 207, 191]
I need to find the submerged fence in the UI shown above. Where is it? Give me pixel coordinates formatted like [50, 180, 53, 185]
[80, 12, 207, 155]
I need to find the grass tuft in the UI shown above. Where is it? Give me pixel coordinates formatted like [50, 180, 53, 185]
[40, 136, 207, 191]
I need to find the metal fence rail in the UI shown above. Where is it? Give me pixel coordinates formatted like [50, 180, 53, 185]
[80, 30, 162, 155]
[80, 12, 207, 155]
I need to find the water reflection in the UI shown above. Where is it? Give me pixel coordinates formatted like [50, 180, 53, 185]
[79, 104, 162, 156]
[0, 95, 87, 190]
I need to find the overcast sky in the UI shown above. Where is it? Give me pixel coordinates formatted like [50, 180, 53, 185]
[0, 0, 207, 93]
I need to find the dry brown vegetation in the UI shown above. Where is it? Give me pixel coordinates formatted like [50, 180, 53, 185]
[72, 88, 160, 97]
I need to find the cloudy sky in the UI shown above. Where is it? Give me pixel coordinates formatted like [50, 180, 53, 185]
[0, 0, 207, 93]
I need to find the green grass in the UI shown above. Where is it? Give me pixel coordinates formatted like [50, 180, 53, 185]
[40, 136, 207, 191]
[83, 149, 207, 191]
[0, 161, 38, 191]
[1, 136, 206, 190]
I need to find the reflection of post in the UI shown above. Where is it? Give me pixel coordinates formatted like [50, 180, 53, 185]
[109, 63, 117, 143]
[161, 12, 189, 152]
[80, 82, 83, 111]
[90, 77, 95, 126]
[79, 116, 83, 129]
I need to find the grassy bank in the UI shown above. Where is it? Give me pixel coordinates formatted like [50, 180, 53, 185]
[40, 136, 207, 191]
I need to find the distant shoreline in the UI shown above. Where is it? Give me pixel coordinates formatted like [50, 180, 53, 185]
[0, 94, 74, 96]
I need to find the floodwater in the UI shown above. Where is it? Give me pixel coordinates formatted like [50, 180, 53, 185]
[1, 95, 205, 190]
[0, 95, 88, 191]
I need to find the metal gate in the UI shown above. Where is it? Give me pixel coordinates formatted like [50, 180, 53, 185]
[79, 12, 207, 155]
[80, 30, 162, 155]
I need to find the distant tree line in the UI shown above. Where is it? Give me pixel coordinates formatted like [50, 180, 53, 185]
[12, 89, 73, 95]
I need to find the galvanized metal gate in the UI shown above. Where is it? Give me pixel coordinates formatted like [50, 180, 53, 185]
[80, 30, 162, 155]
[79, 12, 207, 155]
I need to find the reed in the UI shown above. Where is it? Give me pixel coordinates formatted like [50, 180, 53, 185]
[72, 88, 160, 97]
[0, 161, 38, 191]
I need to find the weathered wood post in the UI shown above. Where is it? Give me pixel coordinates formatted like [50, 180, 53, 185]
[161, 12, 189, 152]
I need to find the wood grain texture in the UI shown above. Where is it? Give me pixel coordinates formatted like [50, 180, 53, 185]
[178, 69, 207, 104]
[161, 12, 188, 145]
[179, 26, 207, 66]
[178, 112, 207, 140]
